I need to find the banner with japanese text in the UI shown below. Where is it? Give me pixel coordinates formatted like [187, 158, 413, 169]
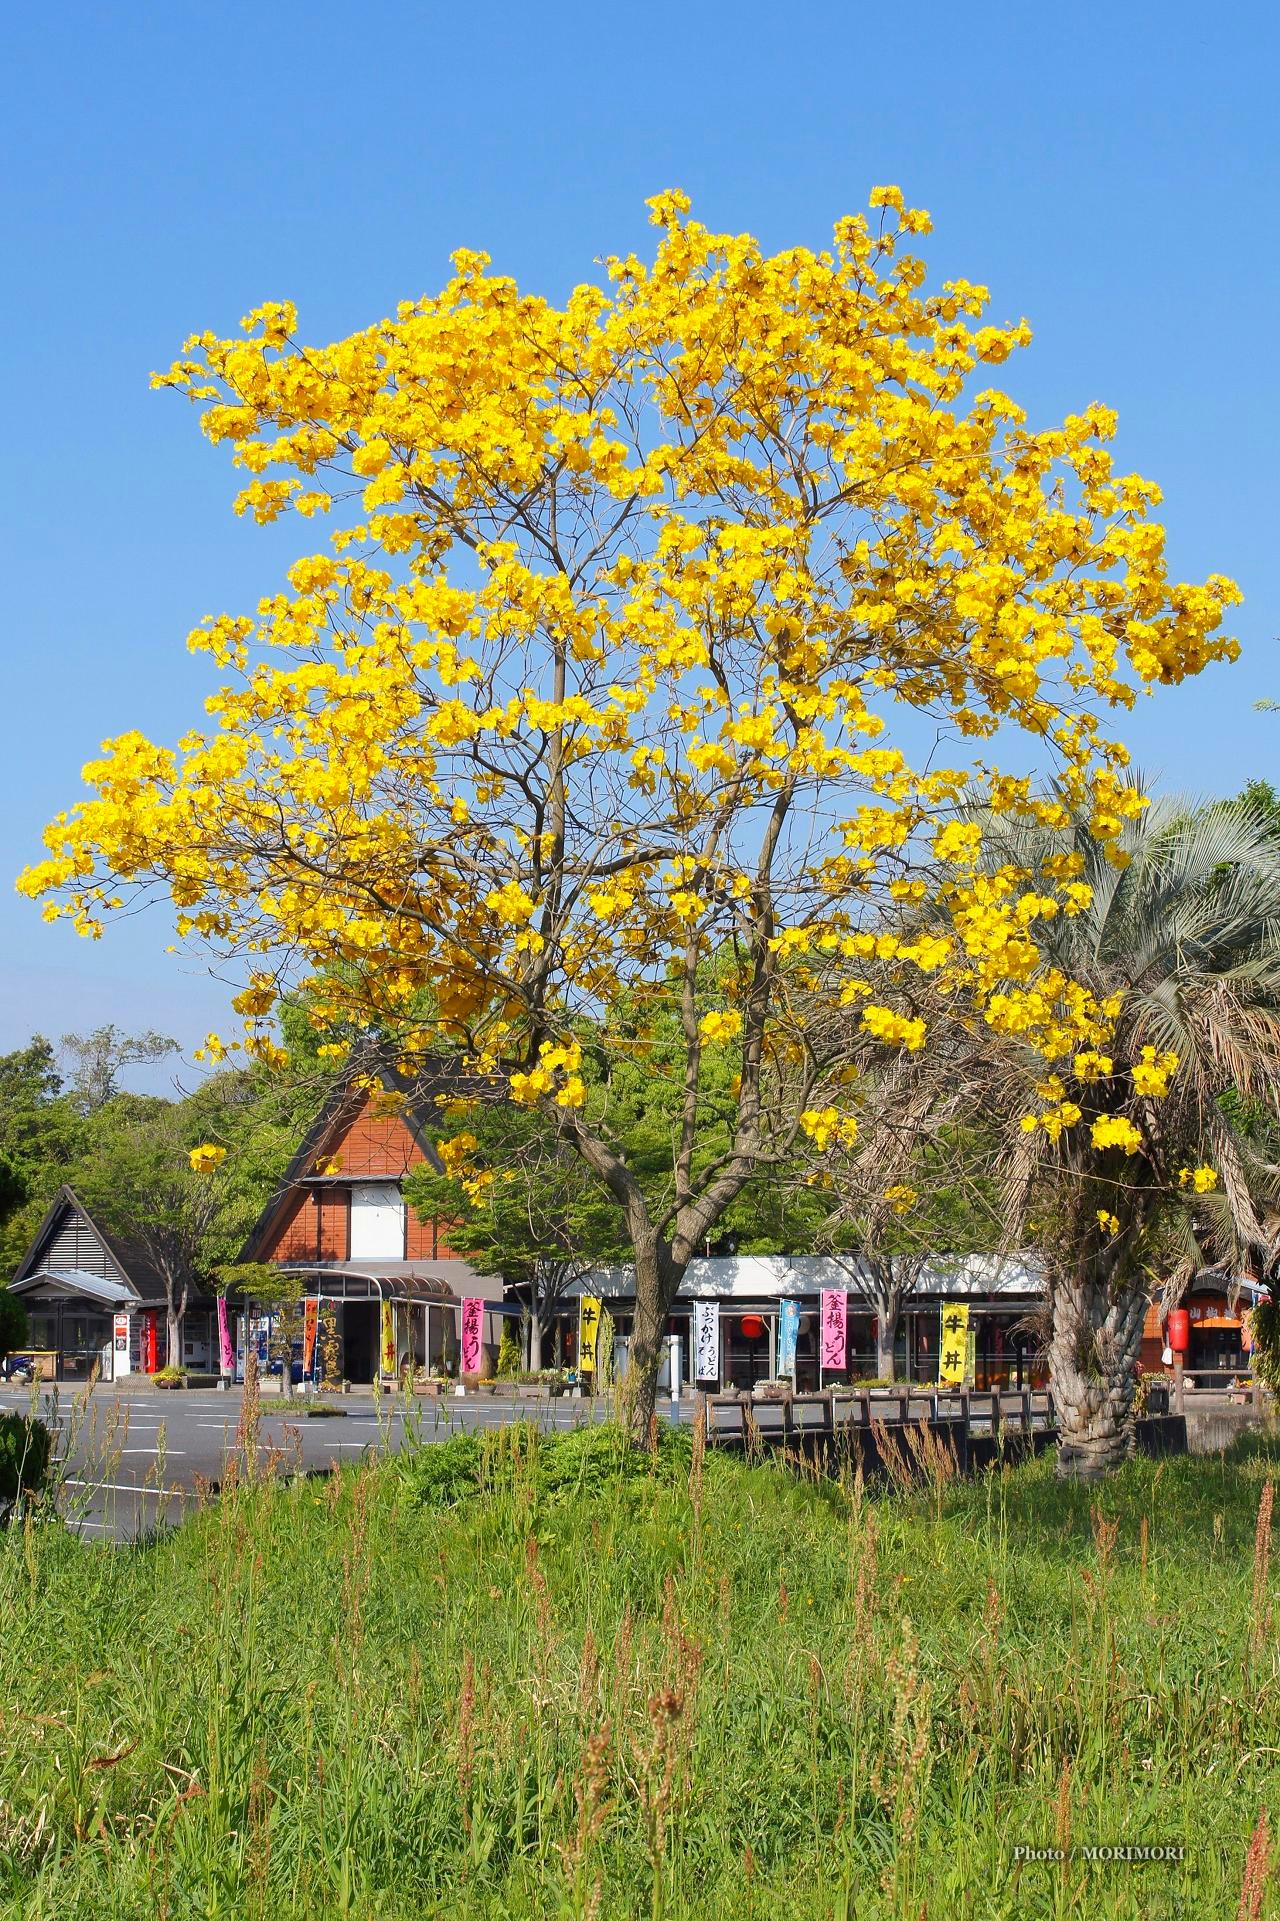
[578, 1296, 601, 1376]
[694, 1300, 720, 1383]
[303, 1297, 319, 1379]
[939, 1302, 970, 1385]
[460, 1297, 484, 1376]
[820, 1290, 847, 1372]
[777, 1299, 800, 1378]
[217, 1294, 235, 1375]
[380, 1299, 396, 1377]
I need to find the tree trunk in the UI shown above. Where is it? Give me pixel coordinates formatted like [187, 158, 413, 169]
[166, 1306, 182, 1373]
[624, 1241, 682, 1441]
[528, 1313, 544, 1373]
[1048, 1269, 1147, 1480]
[874, 1305, 899, 1382]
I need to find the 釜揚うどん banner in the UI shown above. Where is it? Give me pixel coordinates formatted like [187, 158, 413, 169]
[820, 1290, 847, 1372]
[460, 1298, 484, 1376]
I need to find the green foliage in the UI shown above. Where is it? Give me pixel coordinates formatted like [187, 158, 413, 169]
[393, 1418, 694, 1512]
[0, 1036, 83, 1260]
[0, 1290, 26, 1358]
[405, 1098, 628, 1285]
[1248, 1296, 1280, 1390]
[217, 1262, 302, 1310]
[0, 1414, 50, 1507]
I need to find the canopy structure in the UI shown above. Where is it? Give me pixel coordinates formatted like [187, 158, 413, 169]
[268, 1260, 497, 1304]
[10, 1267, 136, 1307]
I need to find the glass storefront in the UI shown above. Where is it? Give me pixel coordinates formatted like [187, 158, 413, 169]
[18, 1302, 115, 1381]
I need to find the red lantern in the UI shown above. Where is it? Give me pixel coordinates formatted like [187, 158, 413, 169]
[739, 1314, 765, 1341]
[1167, 1309, 1190, 1354]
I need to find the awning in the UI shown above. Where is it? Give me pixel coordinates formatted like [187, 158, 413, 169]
[9, 1268, 136, 1307]
[269, 1262, 497, 1305]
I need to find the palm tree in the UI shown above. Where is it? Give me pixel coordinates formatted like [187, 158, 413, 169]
[970, 786, 1280, 1477]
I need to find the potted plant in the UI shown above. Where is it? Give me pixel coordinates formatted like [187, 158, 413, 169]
[153, 1364, 186, 1390]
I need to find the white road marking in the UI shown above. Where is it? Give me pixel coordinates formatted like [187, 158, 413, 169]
[63, 1479, 185, 1498]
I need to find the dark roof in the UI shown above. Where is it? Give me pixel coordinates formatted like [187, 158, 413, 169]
[237, 1044, 488, 1262]
[8, 1185, 180, 1305]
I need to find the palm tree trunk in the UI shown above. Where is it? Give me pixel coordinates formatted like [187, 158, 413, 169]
[1048, 1269, 1147, 1479]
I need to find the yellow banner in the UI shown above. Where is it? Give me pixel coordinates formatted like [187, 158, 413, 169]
[578, 1296, 601, 1376]
[381, 1299, 396, 1378]
[939, 1302, 970, 1385]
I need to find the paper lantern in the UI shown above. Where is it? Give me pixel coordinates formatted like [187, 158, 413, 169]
[739, 1313, 766, 1341]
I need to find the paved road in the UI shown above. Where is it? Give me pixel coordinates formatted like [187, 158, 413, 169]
[0, 1384, 652, 1541]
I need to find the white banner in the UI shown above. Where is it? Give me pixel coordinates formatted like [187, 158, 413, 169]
[694, 1300, 720, 1383]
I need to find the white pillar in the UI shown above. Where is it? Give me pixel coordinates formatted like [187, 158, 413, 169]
[667, 1332, 683, 1402]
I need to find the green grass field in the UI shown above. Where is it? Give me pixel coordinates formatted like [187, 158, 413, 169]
[0, 1419, 1277, 1919]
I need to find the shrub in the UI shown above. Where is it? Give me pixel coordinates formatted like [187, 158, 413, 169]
[495, 1325, 522, 1379]
[393, 1419, 694, 1514]
[0, 1414, 51, 1513]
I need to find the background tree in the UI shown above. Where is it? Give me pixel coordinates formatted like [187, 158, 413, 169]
[69, 1098, 230, 1364]
[22, 191, 1240, 1432]
[0, 1038, 83, 1260]
[405, 1101, 627, 1370]
[60, 1025, 179, 1113]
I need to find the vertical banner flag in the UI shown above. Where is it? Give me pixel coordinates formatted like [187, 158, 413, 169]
[820, 1290, 847, 1373]
[777, 1299, 800, 1378]
[302, 1297, 319, 1379]
[217, 1294, 235, 1375]
[694, 1300, 720, 1383]
[939, 1302, 970, 1385]
[380, 1299, 396, 1378]
[578, 1296, 601, 1376]
[460, 1297, 484, 1376]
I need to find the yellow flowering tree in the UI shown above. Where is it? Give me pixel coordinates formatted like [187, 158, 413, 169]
[21, 190, 1241, 1430]
[972, 790, 1280, 1475]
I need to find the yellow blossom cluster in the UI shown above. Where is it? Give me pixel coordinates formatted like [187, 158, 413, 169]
[860, 1005, 927, 1052]
[883, 1185, 918, 1215]
[1090, 1115, 1143, 1154]
[188, 1143, 227, 1174]
[799, 1107, 860, 1152]
[698, 1010, 743, 1045]
[1130, 1045, 1178, 1097]
[1178, 1165, 1219, 1193]
[510, 1038, 586, 1109]
[1096, 1209, 1120, 1236]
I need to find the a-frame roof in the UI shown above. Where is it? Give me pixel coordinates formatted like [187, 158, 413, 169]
[237, 1046, 482, 1263]
[9, 1184, 172, 1303]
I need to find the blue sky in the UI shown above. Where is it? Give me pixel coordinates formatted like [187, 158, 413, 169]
[2, 0, 1276, 1089]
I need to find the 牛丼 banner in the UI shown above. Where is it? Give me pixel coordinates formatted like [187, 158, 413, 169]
[578, 1296, 601, 1376]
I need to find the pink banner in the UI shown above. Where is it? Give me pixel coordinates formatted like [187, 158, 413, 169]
[217, 1293, 235, 1375]
[461, 1297, 484, 1375]
[820, 1290, 847, 1371]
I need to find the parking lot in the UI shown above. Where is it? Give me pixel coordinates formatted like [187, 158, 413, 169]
[0, 1383, 633, 1540]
